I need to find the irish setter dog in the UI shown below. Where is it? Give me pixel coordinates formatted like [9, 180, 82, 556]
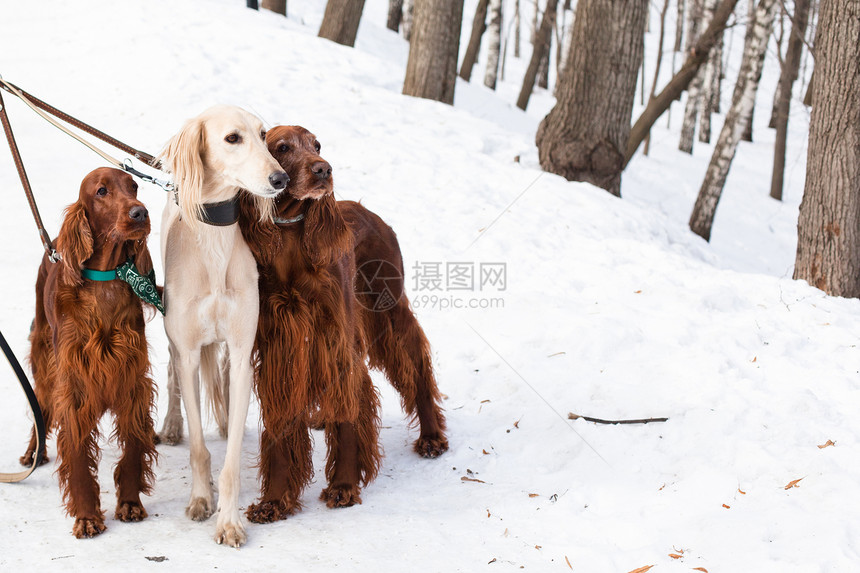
[20, 167, 158, 538]
[237, 125, 448, 522]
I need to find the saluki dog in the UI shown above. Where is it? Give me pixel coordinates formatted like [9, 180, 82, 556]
[157, 105, 287, 547]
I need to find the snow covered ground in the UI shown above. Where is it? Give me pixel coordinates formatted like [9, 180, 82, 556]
[1, 1, 857, 571]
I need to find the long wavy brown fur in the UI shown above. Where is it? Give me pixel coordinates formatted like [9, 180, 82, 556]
[20, 168, 158, 538]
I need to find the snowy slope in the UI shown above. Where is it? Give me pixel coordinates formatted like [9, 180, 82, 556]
[1, 1, 857, 572]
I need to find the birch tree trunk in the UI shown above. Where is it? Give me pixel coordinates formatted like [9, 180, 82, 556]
[678, 0, 708, 153]
[535, 0, 649, 196]
[794, 0, 860, 297]
[675, 0, 686, 51]
[688, 0, 777, 241]
[388, 0, 404, 31]
[770, 0, 810, 200]
[698, 24, 722, 143]
[626, 0, 740, 164]
[459, 0, 490, 81]
[318, 0, 366, 47]
[484, 0, 503, 89]
[516, 0, 558, 110]
[403, 0, 465, 104]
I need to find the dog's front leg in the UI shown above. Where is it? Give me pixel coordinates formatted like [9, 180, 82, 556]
[174, 344, 215, 521]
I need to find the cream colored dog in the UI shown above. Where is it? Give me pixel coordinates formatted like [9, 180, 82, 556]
[158, 105, 287, 547]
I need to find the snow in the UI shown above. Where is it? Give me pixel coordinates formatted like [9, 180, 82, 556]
[1, 0, 856, 571]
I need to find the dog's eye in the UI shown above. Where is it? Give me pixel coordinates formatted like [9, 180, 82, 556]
[225, 133, 241, 144]
[313, 141, 321, 152]
[260, 130, 267, 141]
[96, 187, 108, 196]
[277, 143, 289, 153]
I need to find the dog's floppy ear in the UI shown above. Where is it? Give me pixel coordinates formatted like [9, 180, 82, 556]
[130, 238, 154, 276]
[160, 116, 205, 227]
[56, 202, 93, 286]
[237, 191, 279, 264]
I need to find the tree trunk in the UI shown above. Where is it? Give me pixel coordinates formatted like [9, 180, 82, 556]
[698, 17, 722, 143]
[625, 0, 739, 165]
[643, 0, 671, 157]
[674, 0, 685, 52]
[739, 4, 758, 142]
[535, 0, 649, 196]
[678, 0, 708, 153]
[247, 0, 259, 9]
[402, 0, 415, 40]
[484, 0, 503, 89]
[262, 0, 286, 15]
[536, 9, 554, 90]
[388, 0, 404, 31]
[770, 0, 810, 201]
[688, 0, 777, 241]
[403, 0, 465, 105]
[516, 0, 558, 110]
[319, 0, 366, 47]
[514, 0, 521, 58]
[794, 0, 860, 297]
[459, 0, 489, 81]
[557, 4, 575, 78]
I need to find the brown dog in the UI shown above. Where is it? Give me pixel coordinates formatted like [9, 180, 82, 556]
[20, 167, 158, 538]
[238, 126, 447, 522]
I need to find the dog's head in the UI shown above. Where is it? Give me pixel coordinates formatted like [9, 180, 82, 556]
[159, 105, 288, 226]
[57, 167, 151, 285]
[266, 125, 333, 201]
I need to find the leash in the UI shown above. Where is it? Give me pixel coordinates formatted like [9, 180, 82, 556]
[0, 77, 173, 194]
[0, 329, 46, 483]
[0, 88, 60, 262]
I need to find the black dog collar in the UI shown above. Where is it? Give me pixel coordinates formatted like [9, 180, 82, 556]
[199, 195, 240, 226]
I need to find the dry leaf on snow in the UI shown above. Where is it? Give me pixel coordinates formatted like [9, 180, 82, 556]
[692, 568, 709, 572]
[565, 556, 573, 569]
[627, 566, 655, 573]
[818, 440, 835, 449]
[528, 493, 540, 498]
[785, 478, 804, 490]
[462, 476, 486, 484]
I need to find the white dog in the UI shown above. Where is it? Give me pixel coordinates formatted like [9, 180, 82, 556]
[158, 105, 287, 547]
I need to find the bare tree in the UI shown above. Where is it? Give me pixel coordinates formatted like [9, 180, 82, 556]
[535, 0, 649, 196]
[388, 0, 404, 31]
[262, 0, 286, 15]
[484, 0, 503, 89]
[688, 0, 777, 241]
[678, 0, 707, 153]
[643, 0, 672, 156]
[794, 0, 860, 297]
[674, 0, 686, 51]
[536, 5, 555, 90]
[403, 0, 465, 104]
[516, 0, 558, 109]
[770, 0, 810, 201]
[319, 0, 366, 47]
[514, 0, 521, 57]
[626, 0, 740, 164]
[459, 0, 490, 81]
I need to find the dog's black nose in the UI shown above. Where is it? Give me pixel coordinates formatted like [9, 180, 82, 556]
[129, 206, 148, 221]
[312, 161, 332, 181]
[269, 171, 289, 190]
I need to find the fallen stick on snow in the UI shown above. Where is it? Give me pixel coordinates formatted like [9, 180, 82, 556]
[568, 412, 669, 425]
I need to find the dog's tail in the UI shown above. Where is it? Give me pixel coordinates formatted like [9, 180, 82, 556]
[200, 342, 230, 439]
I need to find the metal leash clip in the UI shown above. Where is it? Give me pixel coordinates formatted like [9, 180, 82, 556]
[122, 158, 174, 193]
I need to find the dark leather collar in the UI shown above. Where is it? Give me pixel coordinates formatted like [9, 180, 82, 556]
[199, 194, 240, 226]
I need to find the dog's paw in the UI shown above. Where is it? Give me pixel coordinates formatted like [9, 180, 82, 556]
[245, 500, 298, 524]
[320, 483, 362, 508]
[414, 434, 449, 458]
[157, 416, 184, 446]
[72, 517, 107, 539]
[115, 501, 148, 522]
[186, 496, 214, 521]
[19, 450, 49, 467]
[214, 522, 246, 548]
